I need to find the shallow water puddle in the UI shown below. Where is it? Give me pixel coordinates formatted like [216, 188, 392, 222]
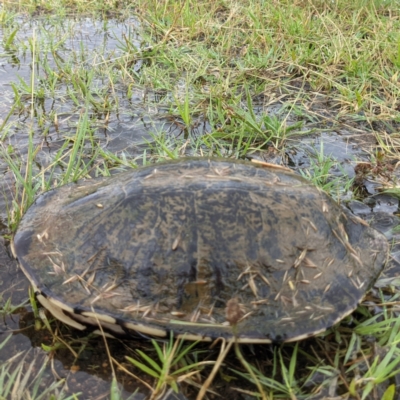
[0, 15, 163, 160]
[0, 15, 162, 224]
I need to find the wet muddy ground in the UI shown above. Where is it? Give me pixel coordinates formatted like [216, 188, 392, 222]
[1, 13, 400, 400]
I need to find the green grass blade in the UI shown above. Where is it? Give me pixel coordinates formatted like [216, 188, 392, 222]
[126, 356, 160, 379]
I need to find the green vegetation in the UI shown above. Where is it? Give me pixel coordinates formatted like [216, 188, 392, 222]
[126, 334, 207, 398]
[0, 334, 80, 400]
[0, 0, 399, 398]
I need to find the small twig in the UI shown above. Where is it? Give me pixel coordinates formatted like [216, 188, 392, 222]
[196, 338, 233, 400]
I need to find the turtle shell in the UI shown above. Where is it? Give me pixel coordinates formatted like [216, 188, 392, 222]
[13, 158, 388, 343]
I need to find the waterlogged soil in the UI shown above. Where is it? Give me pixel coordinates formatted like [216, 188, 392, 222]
[0, 15, 160, 228]
[0, 13, 400, 400]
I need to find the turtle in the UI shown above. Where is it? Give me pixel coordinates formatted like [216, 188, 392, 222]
[12, 158, 388, 343]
